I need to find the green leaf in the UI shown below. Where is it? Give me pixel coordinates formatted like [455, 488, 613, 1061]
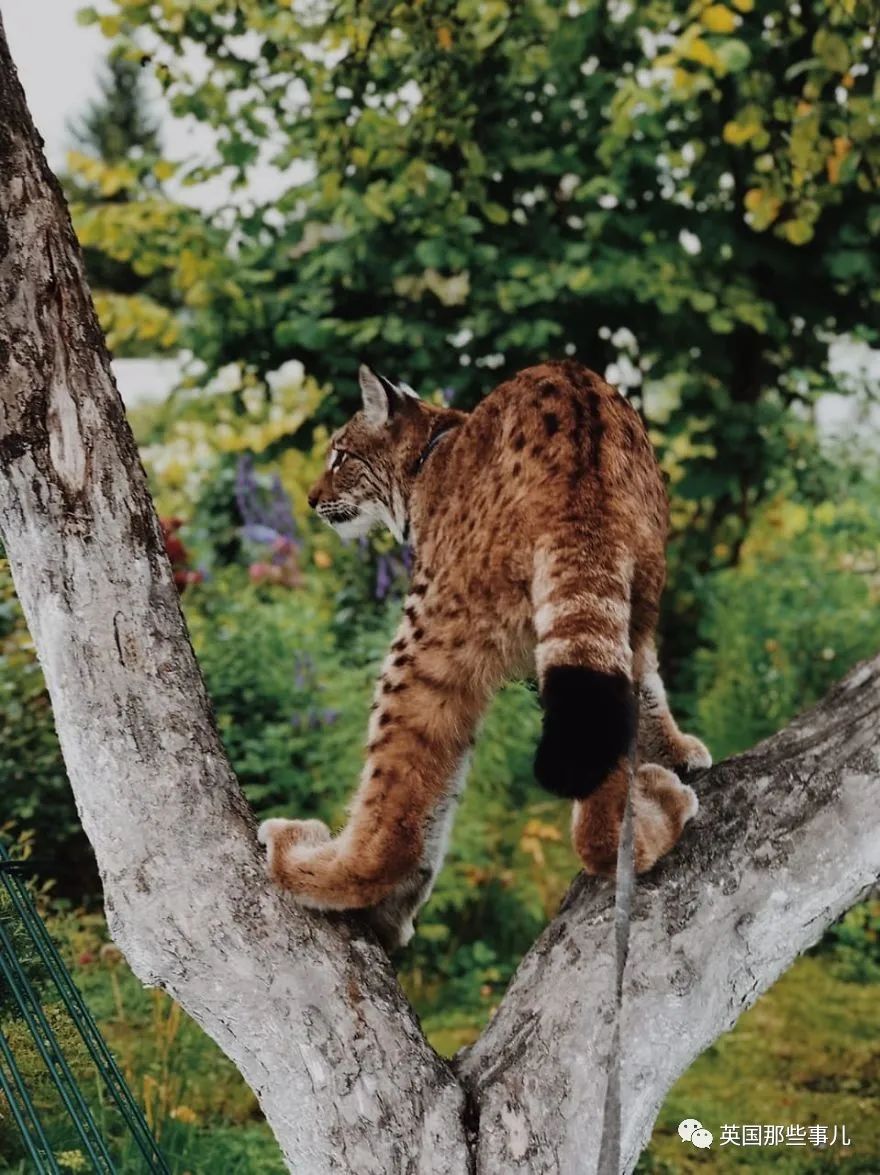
[715, 38, 752, 73]
[828, 249, 874, 282]
[566, 267, 593, 293]
[690, 291, 717, 313]
[483, 202, 510, 225]
[415, 239, 447, 268]
[781, 218, 814, 246]
[813, 30, 850, 73]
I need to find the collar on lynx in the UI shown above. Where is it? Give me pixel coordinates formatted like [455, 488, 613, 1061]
[410, 420, 459, 477]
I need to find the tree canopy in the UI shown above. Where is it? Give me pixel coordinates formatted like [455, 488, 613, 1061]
[72, 0, 878, 615]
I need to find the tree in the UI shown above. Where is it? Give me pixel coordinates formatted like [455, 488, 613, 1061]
[1, 18, 878, 1173]
[72, 0, 880, 687]
[61, 46, 185, 359]
[63, 42, 237, 362]
[76, 1, 879, 518]
[69, 47, 160, 167]
[62, 45, 174, 346]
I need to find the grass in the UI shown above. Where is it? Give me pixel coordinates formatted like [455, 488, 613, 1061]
[642, 955, 880, 1172]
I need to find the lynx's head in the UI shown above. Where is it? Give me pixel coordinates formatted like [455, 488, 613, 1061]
[307, 365, 457, 543]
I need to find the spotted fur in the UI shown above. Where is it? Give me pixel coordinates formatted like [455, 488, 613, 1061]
[260, 361, 711, 948]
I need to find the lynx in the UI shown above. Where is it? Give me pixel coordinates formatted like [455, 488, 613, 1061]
[259, 361, 710, 948]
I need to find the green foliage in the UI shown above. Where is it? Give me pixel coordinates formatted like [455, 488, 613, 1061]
[692, 484, 880, 759]
[73, 0, 879, 562]
[821, 900, 880, 985]
[61, 46, 183, 357]
[184, 572, 376, 821]
[0, 904, 285, 1172]
[0, 874, 128, 1169]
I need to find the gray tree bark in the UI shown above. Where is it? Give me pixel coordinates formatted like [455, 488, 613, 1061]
[1, 18, 878, 1175]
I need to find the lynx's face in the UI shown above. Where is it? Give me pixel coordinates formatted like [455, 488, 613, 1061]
[307, 366, 428, 542]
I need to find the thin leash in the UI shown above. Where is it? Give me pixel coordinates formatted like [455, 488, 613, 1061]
[596, 738, 637, 1175]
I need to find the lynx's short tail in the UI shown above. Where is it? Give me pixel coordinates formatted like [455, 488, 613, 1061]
[531, 546, 637, 799]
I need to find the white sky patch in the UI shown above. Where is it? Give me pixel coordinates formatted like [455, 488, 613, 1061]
[112, 356, 186, 406]
[5, 0, 306, 213]
[4, 0, 105, 167]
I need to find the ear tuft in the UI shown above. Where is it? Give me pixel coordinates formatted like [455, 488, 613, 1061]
[358, 364, 407, 424]
[359, 364, 387, 424]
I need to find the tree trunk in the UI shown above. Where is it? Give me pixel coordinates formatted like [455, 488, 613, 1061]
[1, 19, 878, 1175]
[0, 22, 469, 1174]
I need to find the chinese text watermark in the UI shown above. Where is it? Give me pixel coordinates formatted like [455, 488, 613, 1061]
[678, 1118, 853, 1150]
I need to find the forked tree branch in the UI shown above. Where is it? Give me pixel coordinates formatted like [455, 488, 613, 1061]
[459, 658, 880, 1171]
[1, 20, 878, 1175]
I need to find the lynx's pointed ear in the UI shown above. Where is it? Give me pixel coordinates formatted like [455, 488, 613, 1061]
[359, 364, 408, 425]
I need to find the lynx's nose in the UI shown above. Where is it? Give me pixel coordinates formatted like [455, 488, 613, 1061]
[307, 486, 320, 509]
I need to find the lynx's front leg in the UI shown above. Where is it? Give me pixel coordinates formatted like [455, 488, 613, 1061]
[259, 596, 487, 948]
[366, 754, 470, 950]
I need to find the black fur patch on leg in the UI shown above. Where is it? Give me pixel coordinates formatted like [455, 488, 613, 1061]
[534, 666, 636, 799]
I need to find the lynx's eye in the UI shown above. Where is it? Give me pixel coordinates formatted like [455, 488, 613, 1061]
[329, 448, 349, 472]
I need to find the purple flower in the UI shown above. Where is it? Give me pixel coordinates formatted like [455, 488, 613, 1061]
[235, 454, 299, 554]
[293, 653, 314, 691]
[290, 707, 340, 731]
[242, 523, 280, 545]
[374, 545, 414, 600]
[375, 554, 393, 601]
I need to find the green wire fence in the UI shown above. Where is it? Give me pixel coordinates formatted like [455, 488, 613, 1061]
[0, 841, 169, 1173]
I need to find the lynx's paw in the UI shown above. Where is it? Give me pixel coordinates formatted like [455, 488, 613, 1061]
[674, 734, 712, 776]
[573, 763, 698, 877]
[631, 764, 698, 872]
[258, 817, 331, 848]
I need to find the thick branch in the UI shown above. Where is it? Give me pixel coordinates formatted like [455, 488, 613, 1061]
[0, 21, 468, 1174]
[459, 655, 880, 1173]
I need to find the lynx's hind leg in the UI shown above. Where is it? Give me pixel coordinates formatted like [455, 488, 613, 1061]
[572, 761, 698, 876]
[530, 559, 702, 874]
[635, 639, 711, 774]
